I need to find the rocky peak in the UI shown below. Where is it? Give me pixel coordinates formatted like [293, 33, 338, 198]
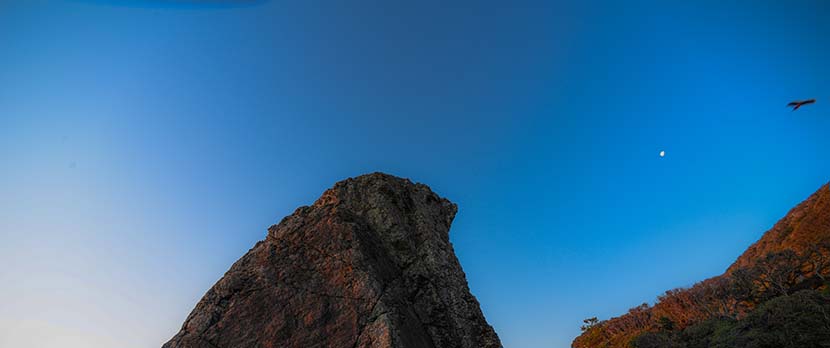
[164, 172, 501, 348]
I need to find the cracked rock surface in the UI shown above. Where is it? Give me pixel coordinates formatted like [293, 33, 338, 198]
[163, 173, 502, 348]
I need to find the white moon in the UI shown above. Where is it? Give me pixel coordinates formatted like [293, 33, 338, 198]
[659, 150, 665, 157]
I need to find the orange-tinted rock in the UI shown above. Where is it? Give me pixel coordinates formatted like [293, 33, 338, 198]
[163, 173, 501, 348]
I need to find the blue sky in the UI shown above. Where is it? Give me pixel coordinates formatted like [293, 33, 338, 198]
[1, 1, 829, 347]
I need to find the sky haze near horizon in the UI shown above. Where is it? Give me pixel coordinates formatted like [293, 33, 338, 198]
[1, 1, 830, 347]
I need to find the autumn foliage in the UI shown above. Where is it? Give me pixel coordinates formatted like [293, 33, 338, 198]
[573, 183, 830, 348]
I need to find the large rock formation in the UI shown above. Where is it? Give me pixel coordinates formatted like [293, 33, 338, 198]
[164, 173, 501, 348]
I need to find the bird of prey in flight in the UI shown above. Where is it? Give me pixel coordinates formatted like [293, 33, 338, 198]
[787, 99, 816, 111]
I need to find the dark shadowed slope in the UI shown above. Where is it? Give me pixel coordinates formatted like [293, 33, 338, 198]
[164, 173, 501, 348]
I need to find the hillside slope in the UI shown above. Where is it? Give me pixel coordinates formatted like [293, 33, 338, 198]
[729, 183, 830, 272]
[573, 183, 830, 348]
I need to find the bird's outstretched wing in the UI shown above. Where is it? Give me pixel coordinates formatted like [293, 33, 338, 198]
[787, 99, 816, 109]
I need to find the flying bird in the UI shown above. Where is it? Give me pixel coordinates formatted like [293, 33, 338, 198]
[787, 99, 815, 111]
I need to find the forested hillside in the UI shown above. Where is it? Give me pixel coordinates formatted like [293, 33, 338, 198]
[573, 183, 830, 348]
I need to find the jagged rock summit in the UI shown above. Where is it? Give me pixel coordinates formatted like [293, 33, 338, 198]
[164, 173, 502, 348]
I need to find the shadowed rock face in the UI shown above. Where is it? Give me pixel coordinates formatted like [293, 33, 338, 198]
[163, 173, 502, 348]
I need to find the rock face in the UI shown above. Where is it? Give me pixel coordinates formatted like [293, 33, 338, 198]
[164, 173, 501, 348]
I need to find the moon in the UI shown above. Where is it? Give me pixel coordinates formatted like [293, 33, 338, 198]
[659, 150, 665, 158]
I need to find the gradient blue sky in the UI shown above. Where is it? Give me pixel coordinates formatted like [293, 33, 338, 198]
[1, 1, 829, 347]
